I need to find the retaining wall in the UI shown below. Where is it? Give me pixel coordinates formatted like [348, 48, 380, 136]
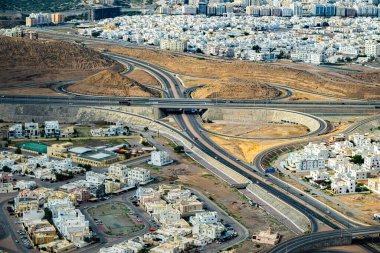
[202, 108, 322, 133]
[0, 104, 164, 123]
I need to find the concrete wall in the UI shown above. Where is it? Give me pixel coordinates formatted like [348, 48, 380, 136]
[291, 236, 352, 253]
[246, 183, 310, 234]
[0, 104, 164, 123]
[202, 108, 323, 133]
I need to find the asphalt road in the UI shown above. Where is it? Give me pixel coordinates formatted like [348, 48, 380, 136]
[105, 53, 380, 252]
[1, 46, 379, 252]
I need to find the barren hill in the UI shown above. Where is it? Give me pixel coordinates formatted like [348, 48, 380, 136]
[68, 70, 159, 97]
[192, 78, 280, 99]
[0, 36, 121, 87]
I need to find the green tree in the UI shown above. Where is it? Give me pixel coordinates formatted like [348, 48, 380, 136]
[43, 208, 53, 224]
[174, 145, 184, 153]
[2, 166, 11, 172]
[15, 147, 22, 154]
[350, 155, 364, 165]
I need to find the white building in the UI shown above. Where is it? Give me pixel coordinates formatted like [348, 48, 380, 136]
[160, 38, 187, 52]
[86, 171, 106, 185]
[364, 154, 380, 170]
[192, 223, 224, 240]
[44, 121, 60, 138]
[46, 198, 90, 247]
[365, 40, 380, 57]
[128, 168, 151, 185]
[149, 151, 173, 167]
[15, 180, 37, 190]
[24, 122, 39, 138]
[0, 183, 14, 193]
[189, 211, 219, 225]
[8, 124, 23, 138]
[331, 174, 356, 194]
[287, 152, 326, 171]
[309, 170, 330, 182]
[108, 164, 129, 180]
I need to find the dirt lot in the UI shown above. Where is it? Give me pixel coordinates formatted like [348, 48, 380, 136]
[88, 202, 143, 236]
[335, 193, 380, 222]
[208, 136, 287, 163]
[191, 77, 280, 100]
[127, 68, 160, 86]
[204, 121, 309, 138]
[0, 86, 67, 96]
[89, 45, 380, 100]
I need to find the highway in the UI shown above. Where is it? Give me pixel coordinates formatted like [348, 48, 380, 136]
[104, 53, 380, 252]
[1, 49, 379, 252]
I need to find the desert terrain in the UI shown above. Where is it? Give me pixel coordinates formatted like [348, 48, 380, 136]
[67, 70, 160, 97]
[204, 121, 309, 138]
[192, 77, 279, 99]
[0, 36, 122, 88]
[91, 45, 380, 100]
[126, 68, 161, 87]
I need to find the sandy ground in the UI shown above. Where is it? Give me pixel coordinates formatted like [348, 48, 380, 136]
[89, 45, 380, 100]
[335, 194, 380, 221]
[0, 67, 102, 88]
[0, 37, 121, 89]
[179, 75, 217, 88]
[68, 70, 159, 97]
[209, 135, 288, 163]
[204, 121, 309, 138]
[126, 68, 160, 86]
[0, 87, 67, 96]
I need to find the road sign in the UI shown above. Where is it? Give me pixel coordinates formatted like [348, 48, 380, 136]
[265, 168, 276, 174]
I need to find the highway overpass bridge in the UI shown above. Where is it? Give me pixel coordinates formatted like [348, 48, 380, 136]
[0, 95, 379, 117]
[266, 226, 380, 253]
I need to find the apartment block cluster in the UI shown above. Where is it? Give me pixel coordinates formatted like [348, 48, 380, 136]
[25, 13, 65, 27]
[0, 26, 38, 39]
[157, 0, 380, 18]
[57, 164, 152, 199]
[81, 11, 380, 63]
[286, 133, 380, 195]
[12, 188, 91, 251]
[100, 184, 235, 253]
[0, 149, 87, 180]
[90, 122, 130, 137]
[8, 121, 73, 139]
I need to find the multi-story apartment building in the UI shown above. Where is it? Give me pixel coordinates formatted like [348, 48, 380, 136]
[44, 121, 60, 138]
[160, 38, 188, 52]
[365, 41, 380, 57]
[51, 13, 65, 24]
[8, 124, 23, 139]
[86, 171, 106, 185]
[149, 151, 173, 167]
[24, 122, 39, 138]
[128, 168, 151, 185]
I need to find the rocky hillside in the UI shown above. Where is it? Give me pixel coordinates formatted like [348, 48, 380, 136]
[0, 37, 117, 70]
[68, 70, 159, 97]
[192, 78, 280, 100]
[0, 36, 121, 87]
